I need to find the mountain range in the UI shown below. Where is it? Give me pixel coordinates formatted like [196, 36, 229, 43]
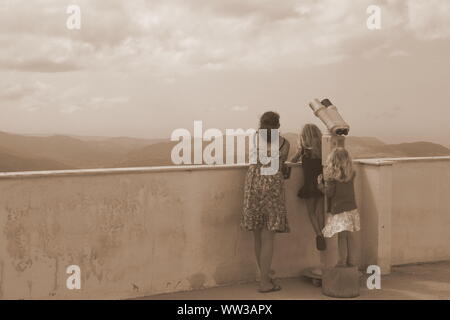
[0, 131, 449, 172]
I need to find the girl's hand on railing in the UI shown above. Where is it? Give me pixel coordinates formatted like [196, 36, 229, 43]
[317, 174, 324, 186]
[282, 166, 291, 180]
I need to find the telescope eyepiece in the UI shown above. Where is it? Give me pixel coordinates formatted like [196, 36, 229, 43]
[321, 99, 332, 107]
[335, 128, 349, 136]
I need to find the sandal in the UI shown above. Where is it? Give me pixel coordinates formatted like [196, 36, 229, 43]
[270, 278, 280, 287]
[316, 235, 326, 251]
[257, 269, 276, 282]
[258, 283, 282, 293]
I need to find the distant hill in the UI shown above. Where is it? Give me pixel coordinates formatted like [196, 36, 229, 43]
[71, 135, 166, 149]
[0, 145, 70, 172]
[379, 142, 450, 157]
[0, 131, 449, 172]
[0, 131, 156, 170]
[114, 138, 249, 167]
[114, 140, 179, 167]
[116, 134, 450, 168]
[283, 133, 450, 159]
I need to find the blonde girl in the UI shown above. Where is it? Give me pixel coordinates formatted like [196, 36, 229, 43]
[291, 124, 326, 251]
[318, 147, 360, 267]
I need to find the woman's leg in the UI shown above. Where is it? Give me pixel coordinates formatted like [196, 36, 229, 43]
[305, 198, 321, 236]
[259, 228, 276, 290]
[254, 228, 276, 282]
[253, 229, 262, 274]
[337, 231, 349, 266]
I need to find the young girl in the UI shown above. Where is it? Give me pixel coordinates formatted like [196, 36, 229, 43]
[318, 147, 360, 267]
[291, 124, 326, 251]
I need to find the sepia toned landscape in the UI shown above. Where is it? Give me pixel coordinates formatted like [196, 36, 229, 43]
[1, 130, 450, 172]
[1, 0, 450, 304]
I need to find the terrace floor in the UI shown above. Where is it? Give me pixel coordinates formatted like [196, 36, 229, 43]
[140, 261, 450, 300]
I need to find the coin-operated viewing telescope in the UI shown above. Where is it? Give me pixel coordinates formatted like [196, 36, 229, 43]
[309, 98, 350, 165]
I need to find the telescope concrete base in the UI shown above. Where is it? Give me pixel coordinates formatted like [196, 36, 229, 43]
[322, 266, 360, 298]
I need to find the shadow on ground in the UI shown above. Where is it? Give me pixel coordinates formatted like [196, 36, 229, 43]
[137, 261, 450, 300]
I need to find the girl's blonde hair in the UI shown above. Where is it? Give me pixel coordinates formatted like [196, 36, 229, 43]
[299, 123, 322, 159]
[324, 147, 354, 182]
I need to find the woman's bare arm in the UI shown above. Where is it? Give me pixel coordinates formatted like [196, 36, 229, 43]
[280, 138, 290, 164]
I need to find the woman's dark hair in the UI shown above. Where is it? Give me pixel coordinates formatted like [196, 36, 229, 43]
[259, 111, 280, 129]
[259, 111, 280, 143]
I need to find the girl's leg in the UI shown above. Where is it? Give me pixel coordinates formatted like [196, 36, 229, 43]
[337, 231, 349, 266]
[305, 198, 321, 236]
[259, 228, 276, 290]
[347, 231, 358, 267]
[315, 197, 325, 231]
[315, 197, 329, 264]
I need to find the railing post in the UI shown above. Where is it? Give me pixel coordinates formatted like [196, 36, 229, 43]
[376, 161, 393, 274]
[357, 160, 394, 275]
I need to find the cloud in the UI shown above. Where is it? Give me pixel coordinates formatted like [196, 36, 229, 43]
[0, 58, 80, 73]
[0, 82, 42, 101]
[367, 105, 403, 119]
[231, 105, 249, 112]
[406, 0, 450, 40]
[0, 34, 85, 73]
[59, 94, 131, 114]
[0, 0, 368, 74]
[5, 82, 55, 112]
[60, 104, 82, 114]
[0, 80, 129, 113]
[389, 50, 410, 58]
[86, 96, 130, 110]
[0, 82, 52, 109]
[0, 0, 449, 75]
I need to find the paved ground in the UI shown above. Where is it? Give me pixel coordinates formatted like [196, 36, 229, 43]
[140, 261, 450, 300]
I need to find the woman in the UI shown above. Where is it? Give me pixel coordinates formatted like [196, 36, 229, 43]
[241, 111, 290, 293]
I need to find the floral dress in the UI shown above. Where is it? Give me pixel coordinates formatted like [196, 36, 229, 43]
[322, 209, 360, 238]
[318, 174, 361, 238]
[241, 134, 290, 233]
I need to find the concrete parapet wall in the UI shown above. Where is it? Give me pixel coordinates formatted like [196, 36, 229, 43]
[0, 157, 449, 299]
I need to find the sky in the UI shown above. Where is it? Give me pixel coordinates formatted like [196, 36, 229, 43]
[0, 0, 450, 146]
